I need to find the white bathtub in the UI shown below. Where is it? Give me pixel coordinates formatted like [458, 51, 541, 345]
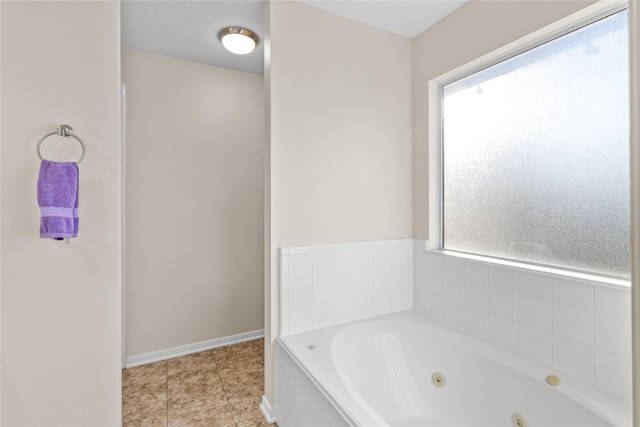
[275, 310, 631, 427]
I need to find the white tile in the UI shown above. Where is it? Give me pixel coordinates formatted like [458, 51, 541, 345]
[444, 299, 464, 328]
[518, 271, 552, 299]
[392, 267, 413, 290]
[424, 251, 444, 273]
[518, 294, 552, 331]
[313, 302, 334, 329]
[465, 306, 489, 339]
[462, 260, 489, 284]
[443, 256, 467, 280]
[288, 306, 313, 334]
[355, 294, 374, 319]
[373, 269, 392, 293]
[374, 291, 392, 315]
[373, 244, 392, 270]
[279, 255, 290, 283]
[334, 274, 356, 300]
[392, 288, 413, 311]
[465, 281, 488, 310]
[288, 280, 312, 307]
[489, 266, 517, 290]
[373, 240, 392, 248]
[595, 286, 631, 318]
[289, 254, 313, 281]
[313, 251, 334, 278]
[552, 302, 593, 345]
[413, 239, 426, 270]
[313, 244, 333, 253]
[443, 275, 465, 303]
[425, 294, 444, 320]
[518, 324, 552, 365]
[414, 268, 428, 293]
[289, 246, 313, 255]
[489, 314, 518, 350]
[552, 335, 594, 382]
[413, 289, 428, 315]
[419, 292, 444, 320]
[280, 281, 289, 308]
[355, 243, 375, 272]
[333, 242, 356, 252]
[424, 271, 444, 296]
[334, 248, 356, 275]
[595, 312, 631, 358]
[312, 277, 334, 304]
[595, 349, 632, 397]
[489, 283, 517, 320]
[355, 272, 374, 296]
[391, 241, 413, 268]
[280, 308, 290, 335]
[335, 298, 356, 324]
[444, 256, 488, 283]
[553, 278, 593, 309]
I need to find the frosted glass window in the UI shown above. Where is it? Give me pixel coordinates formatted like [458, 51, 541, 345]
[442, 9, 629, 277]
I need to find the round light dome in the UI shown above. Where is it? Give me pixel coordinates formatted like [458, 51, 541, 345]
[218, 27, 259, 55]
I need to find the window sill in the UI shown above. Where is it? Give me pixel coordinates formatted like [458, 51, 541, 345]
[424, 244, 630, 289]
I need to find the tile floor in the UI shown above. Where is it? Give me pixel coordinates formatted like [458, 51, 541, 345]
[122, 338, 275, 427]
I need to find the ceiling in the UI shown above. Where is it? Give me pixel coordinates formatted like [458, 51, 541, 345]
[121, 0, 467, 75]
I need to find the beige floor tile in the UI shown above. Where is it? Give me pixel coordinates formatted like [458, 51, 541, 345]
[225, 382, 264, 422]
[218, 356, 264, 391]
[235, 416, 274, 427]
[168, 394, 235, 427]
[123, 361, 167, 392]
[123, 342, 272, 427]
[122, 387, 167, 427]
[123, 361, 168, 426]
[213, 341, 261, 367]
[249, 339, 265, 360]
[168, 366, 224, 404]
[168, 350, 217, 375]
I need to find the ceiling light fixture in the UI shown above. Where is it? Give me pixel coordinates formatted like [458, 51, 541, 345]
[218, 27, 259, 55]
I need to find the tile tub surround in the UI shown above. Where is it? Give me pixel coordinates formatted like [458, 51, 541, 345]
[279, 239, 414, 335]
[279, 238, 631, 398]
[413, 239, 632, 398]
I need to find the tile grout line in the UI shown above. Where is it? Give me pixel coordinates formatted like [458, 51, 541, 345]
[213, 350, 240, 426]
[164, 362, 169, 427]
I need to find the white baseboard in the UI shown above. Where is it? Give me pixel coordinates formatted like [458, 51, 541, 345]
[260, 395, 279, 424]
[125, 329, 264, 368]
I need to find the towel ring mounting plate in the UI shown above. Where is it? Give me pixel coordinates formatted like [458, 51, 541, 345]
[36, 124, 86, 164]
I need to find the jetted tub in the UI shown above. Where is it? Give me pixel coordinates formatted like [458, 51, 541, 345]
[275, 310, 631, 427]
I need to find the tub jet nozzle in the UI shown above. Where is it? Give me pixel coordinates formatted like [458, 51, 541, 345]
[431, 372, 446, 387]
[512, 413, 527, 427]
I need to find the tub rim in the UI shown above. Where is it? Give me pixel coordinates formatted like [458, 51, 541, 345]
[277, 310, 632, 427]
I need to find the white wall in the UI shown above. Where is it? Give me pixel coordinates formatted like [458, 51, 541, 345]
[0, 1, 121, 425]
[265, 0, 413, 403]
[121, 49, 264, 358]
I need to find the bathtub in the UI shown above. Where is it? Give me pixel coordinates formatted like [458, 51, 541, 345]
[275, 310, 631, 427]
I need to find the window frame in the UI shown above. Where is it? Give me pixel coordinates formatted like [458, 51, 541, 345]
[427, 0, 630, 284]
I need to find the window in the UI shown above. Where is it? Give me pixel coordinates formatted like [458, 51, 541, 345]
[431, 5, 630, 278]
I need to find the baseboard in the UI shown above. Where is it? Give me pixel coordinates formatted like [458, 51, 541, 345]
[125, 329, 264, 368]
[260, 395, 279, 424]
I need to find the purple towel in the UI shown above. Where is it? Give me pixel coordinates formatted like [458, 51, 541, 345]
[37, 160, 79, 240]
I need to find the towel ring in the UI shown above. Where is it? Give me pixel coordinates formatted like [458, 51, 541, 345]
[36, 124, 86, 164]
